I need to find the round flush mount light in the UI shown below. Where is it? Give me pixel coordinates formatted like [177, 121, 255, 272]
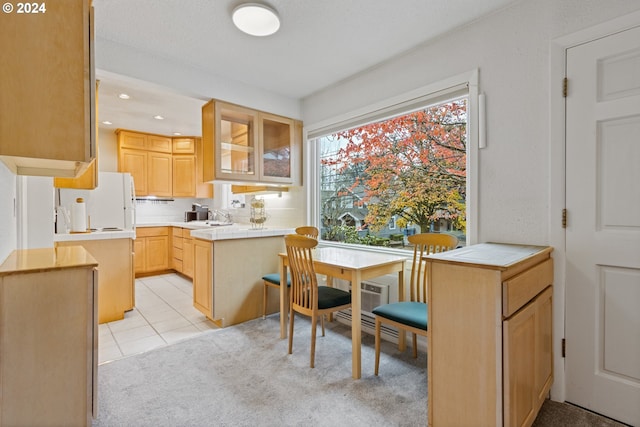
[232, 3, 280, 37]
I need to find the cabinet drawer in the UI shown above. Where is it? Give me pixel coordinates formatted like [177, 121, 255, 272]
[172, 227, 183, 237]
[503, 258, 553, 317]
[182, 228, 192, 238]
[173, 247, 183, 260]
[173, 258, 183, 272]
[137, 226, 169, 238]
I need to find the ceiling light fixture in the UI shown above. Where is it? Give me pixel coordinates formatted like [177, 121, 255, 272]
[118, 93, 130, 100]
[153, 115, 165, 120]
[232, 3, 280, 37]
[102, 121, 113, 125]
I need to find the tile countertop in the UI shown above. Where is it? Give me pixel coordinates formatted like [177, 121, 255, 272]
[53, 229, 136, 242]
[137, 221, 296, 241]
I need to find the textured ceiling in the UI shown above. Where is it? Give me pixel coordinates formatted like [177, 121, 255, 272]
[94, 0, 520, 136]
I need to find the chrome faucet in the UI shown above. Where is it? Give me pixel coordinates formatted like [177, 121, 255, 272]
[209, 209, 233, 223]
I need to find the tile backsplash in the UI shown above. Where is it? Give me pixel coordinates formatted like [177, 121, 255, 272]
[135, 184, 304, 228]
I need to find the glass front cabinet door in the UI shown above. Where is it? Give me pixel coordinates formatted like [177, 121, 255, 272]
[211, 101, 301, 185]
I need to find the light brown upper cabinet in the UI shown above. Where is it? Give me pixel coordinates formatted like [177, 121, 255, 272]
[117, 130, 172, 197]
[55, 80, 100, 189]
[117, 130, 212, 198]
[202, 100, 302, 185]
[0, 0, 96, 178]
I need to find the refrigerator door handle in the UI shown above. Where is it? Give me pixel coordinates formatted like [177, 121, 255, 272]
[130, 178, 136, 230]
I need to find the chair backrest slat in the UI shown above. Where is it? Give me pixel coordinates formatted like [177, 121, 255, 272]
[295, 226, 319, 239]
[408, 233, 458, 303]
[285, 234, 319, 314]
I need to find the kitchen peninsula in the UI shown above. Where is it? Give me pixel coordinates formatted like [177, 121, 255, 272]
[189, 226, 295, 327]
[136, 222, 295, 327]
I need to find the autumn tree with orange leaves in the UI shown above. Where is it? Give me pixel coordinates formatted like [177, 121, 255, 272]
[321, 99, 467, 235]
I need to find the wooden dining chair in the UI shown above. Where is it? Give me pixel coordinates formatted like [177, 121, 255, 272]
[285, 234, 352, 368]
[262, 226, 319, 319]
[373, 232, 458, 375]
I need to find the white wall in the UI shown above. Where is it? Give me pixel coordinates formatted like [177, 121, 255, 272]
[0, 162, 16, 262]
[301, 0, 640, 403]
[302, 0, 640, 245]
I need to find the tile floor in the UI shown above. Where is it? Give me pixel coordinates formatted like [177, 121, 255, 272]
[98, 273, 219, 364]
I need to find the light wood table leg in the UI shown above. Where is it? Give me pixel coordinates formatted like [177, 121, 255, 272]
[351, 270, 362, 379]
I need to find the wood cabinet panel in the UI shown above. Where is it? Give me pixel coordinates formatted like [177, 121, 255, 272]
[147, 152, 173, 197]
[147, 135, 172, 153]
[173, 138, 195, 154]
[135, 227, 170, 276]
[504, 286, 553, 427]
[118, 130, 207, 198]
[56, 238, 134, 323]
[427, 244, 553, 427]
[183, 236, 194, 279]
[173, 155, 196, 197]
[120, 148, 148, 196]
[119, 130, 147, 150]
[193, 239, 212, 317]
[195, 137, 214, 198]
[137, 226, 169, 238]
[145, 235, 170, 272]
[0, 0, 95, 177]
[134, 238, 145, 274]
[0, 250, 97, 426]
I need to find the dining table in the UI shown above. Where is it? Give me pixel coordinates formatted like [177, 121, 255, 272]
[278, 246, 408, 379]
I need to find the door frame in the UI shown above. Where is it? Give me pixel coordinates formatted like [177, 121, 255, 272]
[549, 9, 640, 403]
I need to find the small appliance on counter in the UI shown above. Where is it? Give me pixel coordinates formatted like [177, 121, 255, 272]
[57, 172, 136, 232]
[185, 203, 209, 222]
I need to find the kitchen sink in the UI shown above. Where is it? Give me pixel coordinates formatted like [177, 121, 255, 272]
[206, 221, 234, 227]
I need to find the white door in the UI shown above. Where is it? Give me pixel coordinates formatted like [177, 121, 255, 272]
[565, 25, 640, 426]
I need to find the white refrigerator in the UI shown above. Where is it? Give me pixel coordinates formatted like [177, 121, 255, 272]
[58, 172, 136, 231]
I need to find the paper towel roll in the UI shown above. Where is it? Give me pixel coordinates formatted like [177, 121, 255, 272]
[71, 198, 87, 232]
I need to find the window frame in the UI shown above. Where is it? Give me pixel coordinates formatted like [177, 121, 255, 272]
[304, 69, 480, 252]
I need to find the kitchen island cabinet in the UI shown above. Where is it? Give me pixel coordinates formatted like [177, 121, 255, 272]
[55, 236, 134, 323]
[191, 227, 294, 327]
[425, 243, 554, 427]
[0, 246, 98, 426]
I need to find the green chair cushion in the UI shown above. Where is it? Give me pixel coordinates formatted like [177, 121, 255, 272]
[372, 301, 427, 330]
[318, 286, 351, 309]
[262, 273, 291, 287]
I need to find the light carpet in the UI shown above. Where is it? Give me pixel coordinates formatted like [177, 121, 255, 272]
[94, 316, 426, 426]
[94, 315, 627, 427]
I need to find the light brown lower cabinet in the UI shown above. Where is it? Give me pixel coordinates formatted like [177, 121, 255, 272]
[426, 243, 554, 427]
[182, 229, 194, 278]
[192, 236, 285, 327]
[171, 227, 194, 279]
[0, 247, 98, 427]
[56, 238, 134, 323]
[193, 238, 212, 316]
[135, 227, 170, 276]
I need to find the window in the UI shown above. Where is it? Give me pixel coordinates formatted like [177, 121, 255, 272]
[312, 96, 468, 251]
